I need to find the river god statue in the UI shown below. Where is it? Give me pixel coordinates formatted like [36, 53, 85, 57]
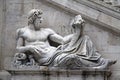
[13, 9, 116, 70]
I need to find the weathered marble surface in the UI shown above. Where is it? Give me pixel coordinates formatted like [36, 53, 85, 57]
[0, 70, 11, 80]
[0, 0, 120, 80]
[8, 68, 111, 80]
[13, 9, 116, 70]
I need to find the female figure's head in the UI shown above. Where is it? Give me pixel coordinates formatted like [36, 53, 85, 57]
[71, 15, 85, 36]
[28, 9, 43, 30]
[71, 15, 85, 28]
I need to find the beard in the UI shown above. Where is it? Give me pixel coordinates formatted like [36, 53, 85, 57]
[34, 21, 41, 30]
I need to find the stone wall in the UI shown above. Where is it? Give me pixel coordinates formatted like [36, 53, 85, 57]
[0, 0, 120, 80]
[0, 0, 5, 70]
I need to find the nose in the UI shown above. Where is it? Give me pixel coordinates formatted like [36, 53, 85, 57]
[40, 18, 43, 23]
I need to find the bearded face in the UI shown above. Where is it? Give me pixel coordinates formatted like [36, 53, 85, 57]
[34, 16, 43, 30]
[28, 9, 43, 30]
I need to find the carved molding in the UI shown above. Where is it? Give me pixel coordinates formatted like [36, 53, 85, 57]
[7, 67, 111, 76]
[7, 68, 111, 80]
[44, 0, 120, 34]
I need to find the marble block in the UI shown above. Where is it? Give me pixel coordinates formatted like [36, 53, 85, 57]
[7, 67, 111, 80]
[0, 70, 11, 80]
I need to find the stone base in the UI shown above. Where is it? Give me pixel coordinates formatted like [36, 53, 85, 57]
[6, 66, 111, 80]
[0, 70, 11, 80]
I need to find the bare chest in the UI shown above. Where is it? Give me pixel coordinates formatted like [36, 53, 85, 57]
[21, 29, 49, 42]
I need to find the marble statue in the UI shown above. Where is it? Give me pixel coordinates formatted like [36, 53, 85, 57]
[13, 9, 116, 70]
[14, 9, 66, 67]
[50, 15, 116, 69]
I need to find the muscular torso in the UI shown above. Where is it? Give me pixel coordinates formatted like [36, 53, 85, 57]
[18, 27, 55, 46]
[17, 27, 57, 64]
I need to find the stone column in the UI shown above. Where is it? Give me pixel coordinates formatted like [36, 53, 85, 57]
[0, 0, 6, 70]
[0, 0, 11, 80]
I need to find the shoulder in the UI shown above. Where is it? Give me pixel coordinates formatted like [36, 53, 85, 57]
[16, 27, 26, 36]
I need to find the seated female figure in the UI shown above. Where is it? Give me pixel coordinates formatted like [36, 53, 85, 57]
[50, 15, 116, 69]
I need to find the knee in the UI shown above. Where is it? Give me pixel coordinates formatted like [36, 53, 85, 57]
[67, 54, 76, 60]
[82, 35, 90, 40]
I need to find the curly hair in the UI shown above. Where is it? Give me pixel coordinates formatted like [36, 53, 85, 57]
[28, 9, 42, 25]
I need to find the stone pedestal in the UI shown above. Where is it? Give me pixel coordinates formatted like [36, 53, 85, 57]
[7, 67, 111, 80]
[0, 70, 11, 80]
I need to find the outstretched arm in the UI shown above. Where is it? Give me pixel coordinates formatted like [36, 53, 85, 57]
[49, 33, 73, 45]
[46, 28, 73, 44]
[50, 34, 73, 44]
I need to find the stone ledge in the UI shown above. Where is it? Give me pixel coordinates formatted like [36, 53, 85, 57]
[6, 66, 111, 76]
[6, 66, 112, 80]
[0, 70, 11, 80]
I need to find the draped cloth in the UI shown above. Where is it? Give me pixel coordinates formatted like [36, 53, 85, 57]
[33, 35, 106, 69]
